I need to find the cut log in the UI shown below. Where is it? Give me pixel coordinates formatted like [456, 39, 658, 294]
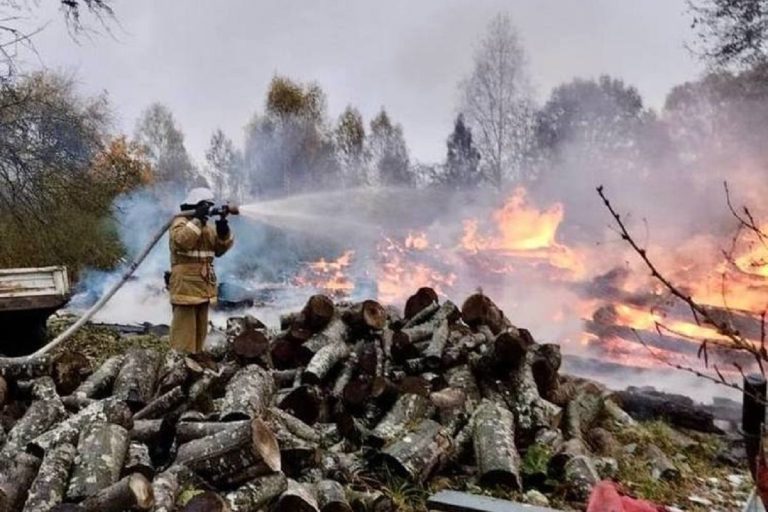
[341, 300, 387, 332]
[27, 398, 133, 456]
[346, 489, 393, 512]
[0, 356, 52, 381]
[379, 419, 452, 483]
[51, 352, 90, 395]
[176, 420, 248, 443]
[279, 385, 323, 425]
[133, 386, 186, 421]
[156, 354, 202, 395]
[404, 287, 438, 320]
[472, 400, 521, 489]
[302, 294, 336, 332]
[224, 473, 288, 511]
[561, 383, 604, 443]
[423, 319, 449, 369]
[440, 365, 480, 435]
[269, 407, 323, 445]
[175, 418, 281, 476]
[461, 293, 511, 334]
[219, 364, 276, 421]
[1, 399, 67, 460]
[0, 453, 42, 512]
[128, 418, 175, 457]
[67, 422, 130, 501]
[151, 465, 192, 512]
[69, 355, 124, 401]
[274, 479, 319, 512]
[78, 473, 154, 512]
[304, 318, 349, 354]
[180, 492, 227, 512]
[232, 329, 270, 363]
[31, 376, 59, 401]
[303, 342, 351, 386]
[22, 443, 76, 512]
[612, 387, 722, 433]
[316, 480, 352, 512]
[113, 348, 161, 408]
[370, 393, 435, 447]
[122, 442, 154, 479]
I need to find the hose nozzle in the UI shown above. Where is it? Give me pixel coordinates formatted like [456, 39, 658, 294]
[208, 204, 240, 217]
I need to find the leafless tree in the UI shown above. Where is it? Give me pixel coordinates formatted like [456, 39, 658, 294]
[460, 13, 535, 188]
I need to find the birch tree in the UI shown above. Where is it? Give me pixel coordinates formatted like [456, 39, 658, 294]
[460, 13, 534, 187]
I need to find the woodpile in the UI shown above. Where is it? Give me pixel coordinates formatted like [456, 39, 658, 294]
[0, 289, 676, 511]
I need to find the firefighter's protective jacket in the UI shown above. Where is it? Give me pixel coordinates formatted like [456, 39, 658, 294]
[168, 215, 234, 305]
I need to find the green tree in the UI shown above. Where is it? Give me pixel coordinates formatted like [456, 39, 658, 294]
[0, 71, 124, 273]
[244, 75, 339, 196]
[135, 103, 198, 185]
[440, 113, 481, 189]
[369, 109, 410, 186]
[689, 0, 768, 68]
[335, 105, 369, 186]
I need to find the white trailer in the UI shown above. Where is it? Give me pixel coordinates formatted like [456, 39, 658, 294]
[0, 266, 71, 355]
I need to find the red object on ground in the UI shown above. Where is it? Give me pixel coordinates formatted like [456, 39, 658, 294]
[587, 481, 663, 512]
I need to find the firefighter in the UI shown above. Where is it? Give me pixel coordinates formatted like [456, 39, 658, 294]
[168, 187, 234, 353]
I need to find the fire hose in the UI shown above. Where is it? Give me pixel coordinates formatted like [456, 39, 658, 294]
[0, 204, 239, 363]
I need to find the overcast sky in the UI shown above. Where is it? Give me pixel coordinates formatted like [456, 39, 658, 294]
[24, 0, 703, 164]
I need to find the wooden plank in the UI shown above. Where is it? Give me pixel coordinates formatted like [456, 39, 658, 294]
[427, 491, 563, 512]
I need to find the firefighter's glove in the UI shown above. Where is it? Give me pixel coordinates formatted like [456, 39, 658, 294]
[194, 203, 210, 224]
[216, 218, 230, 239]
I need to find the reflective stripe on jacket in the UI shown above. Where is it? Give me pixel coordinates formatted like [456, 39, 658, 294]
[168, 215, 234, 306]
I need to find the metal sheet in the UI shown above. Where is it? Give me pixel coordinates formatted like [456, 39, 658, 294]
[427, 490, 563, 512]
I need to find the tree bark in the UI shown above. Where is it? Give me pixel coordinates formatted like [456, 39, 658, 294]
[27, 398, 133, 457]
[370, 393, 435, 447]
[22, 443, 76, 512]
[303, 342, 351, 386]
[379, 419, 452, 483]
[219, 364, 276, 421]
[0, 453, 41, 512]
[78, 474, 154, 512]
[472, 400, 521, 489]
[273, 479, 319, 512]
[67, 422, 129, 501]
[122, 442, 154, 479]
[69, 354, 124, 403]
[0, 375, 7, 408]
[423, 319, 449, 369]
[1, 399, 67, 460]
[113, 348, 161, 408]
[440, 365, 480, 435]
[612, 387, 721, 433]
[224, 473, 288, 511]
[133, 386, 186, 421]
[316, 479, 352, 512]
[304, 318, 349, 355]
[0, 356, 52, 381]
[175, 418, 281, 477]
[176, 420, 247, 443]
[151, 465, 192, 512]
[278, 385, 322, 426]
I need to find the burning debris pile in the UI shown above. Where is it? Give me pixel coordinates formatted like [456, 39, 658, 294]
[0, 290, 747, 512]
